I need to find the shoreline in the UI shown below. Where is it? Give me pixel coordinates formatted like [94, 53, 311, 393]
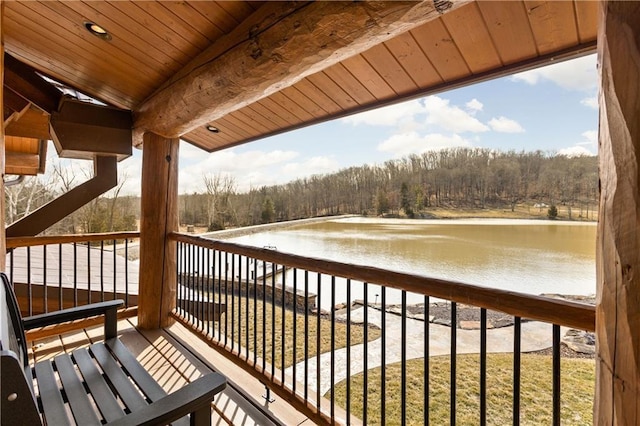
[192, 211, 597, 239]
[336, 295, 597, 359]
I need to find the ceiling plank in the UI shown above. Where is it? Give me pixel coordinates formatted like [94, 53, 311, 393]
[133, 0, 470, 145]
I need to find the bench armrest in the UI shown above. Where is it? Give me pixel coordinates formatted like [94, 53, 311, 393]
[105, 373, 227, 426]
[23, 300, 124, 339]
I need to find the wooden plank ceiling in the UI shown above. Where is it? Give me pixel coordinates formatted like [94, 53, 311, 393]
[2, 1, 598, 163]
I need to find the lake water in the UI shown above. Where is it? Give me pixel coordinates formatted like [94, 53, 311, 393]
[223, 217, 596, 310]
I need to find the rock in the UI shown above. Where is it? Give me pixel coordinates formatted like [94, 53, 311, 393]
[432, 318, 451, 327]
[562, 329, 596, 354]
[460, 320, 481, 330]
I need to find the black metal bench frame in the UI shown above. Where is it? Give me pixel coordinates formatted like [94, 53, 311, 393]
[0, 272, 226, 425]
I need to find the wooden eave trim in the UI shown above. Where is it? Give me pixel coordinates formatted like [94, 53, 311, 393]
[184, 39, 597, 152]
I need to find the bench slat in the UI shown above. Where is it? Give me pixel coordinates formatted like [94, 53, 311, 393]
[106, 338, 167, 402]
[34, 360, 70, 426]
[72, 348, 126, 423]
[54, 353, 102, 426]
[90, 343, 147, 412]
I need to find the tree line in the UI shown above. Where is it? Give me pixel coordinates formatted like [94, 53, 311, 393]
[182, 147, 598, 229]
[5, 148, 599, 234]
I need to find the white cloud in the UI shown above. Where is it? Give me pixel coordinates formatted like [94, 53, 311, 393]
[423, 96, 490, 133]
[342, 96, 490, 134]
[581, 96, 598, 109]
[341, 99, 426, 127]
[557, 130, 598, 158]
[488, 116, 525, 133]
[377, 131, 471, 157]
[580, 130, 598, 146]
[178, 147, 300, 193]
[466, 98, 483, 114]
[557, 146, 596, 157]
[511, 54, 597, 92]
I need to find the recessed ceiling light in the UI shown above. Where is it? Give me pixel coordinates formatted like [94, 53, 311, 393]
[84, 22, 112, 41]
[206, 125, 220, 133]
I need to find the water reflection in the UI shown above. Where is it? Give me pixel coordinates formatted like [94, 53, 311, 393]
[224, 218, 596, 310]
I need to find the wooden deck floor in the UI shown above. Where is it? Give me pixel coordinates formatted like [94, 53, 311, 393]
[29, 318, 315, 426]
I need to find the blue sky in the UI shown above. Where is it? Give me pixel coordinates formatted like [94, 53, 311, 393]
[62, 53, 599, 196]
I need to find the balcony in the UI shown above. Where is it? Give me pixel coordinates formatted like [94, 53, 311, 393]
[7, 231, 596, 425]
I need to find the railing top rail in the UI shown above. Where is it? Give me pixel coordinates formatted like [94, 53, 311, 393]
[171, 232, 595, 332]
[7, 232, 141, 248]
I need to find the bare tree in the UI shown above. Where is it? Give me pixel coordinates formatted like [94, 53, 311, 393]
[202, 173, 236, 230]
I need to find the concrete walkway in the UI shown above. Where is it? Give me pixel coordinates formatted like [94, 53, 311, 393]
[285, 306, 569, 395]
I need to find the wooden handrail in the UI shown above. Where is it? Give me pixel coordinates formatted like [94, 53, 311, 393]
[7, 232, 140, 248]
[171, 232, 595, 332]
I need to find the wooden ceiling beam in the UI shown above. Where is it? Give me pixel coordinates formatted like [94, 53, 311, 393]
[133, 0, 469, 146]
[4, 53, 62, 114]
[3, 87, 30, 115]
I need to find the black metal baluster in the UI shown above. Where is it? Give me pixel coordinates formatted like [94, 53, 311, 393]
[253, 257, 258, 367]
[293, 268, 298, 395]
[237, 254, 243, 354]
[346, 278, 351, 425]
[125, 239, 129, 307]
[363, 282, 368, 425]
[231, 253, 236, 350]
[177, 242, 182, 314]
[480, 308, 487, 426]
[217, 249, 222, 340]
[271, 260, 276, 379]
[330, 275, 336, 423]
[87, 241, 91, 304]
[282, 266, 287, 385]
[112, 240, 117, 302]
[316, 272, 322, 412]
[9, 249, 14, 286]
[401, 290, 407, 426]
[207, 248, 212, 336]
[246, 255, 250, 361]
[424, 295, 429, 426]
[100, 241, 105, 302]
[381, 287, 387, 426]
[190, 244, 195, 325]
[552, 324, 561, 426]
[513, 316, 521, 426]
[27, 246, 32, 315]
[43, 245, 47, 313]
[304, 270, 309, 404]
[451, 302, 457, 426]
[58, 244, 63, 310]
[224, 251, 229, 346]
[73, 243, 77, 307]
[262, 259, 267, 373]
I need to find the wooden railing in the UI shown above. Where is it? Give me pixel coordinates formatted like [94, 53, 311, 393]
[6, 232, 140, 339]
[170, 233, 596, 426]
[7, 231, 596, 424]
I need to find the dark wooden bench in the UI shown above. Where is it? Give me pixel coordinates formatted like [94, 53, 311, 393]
[0, 272, 226, 425]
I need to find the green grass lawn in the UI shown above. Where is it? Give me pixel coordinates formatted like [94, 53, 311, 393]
[211, 295, 381, 369]
[329, 353, 595, 425]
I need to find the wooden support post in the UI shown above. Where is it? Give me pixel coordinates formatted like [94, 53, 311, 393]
[596, 1, 640, 424]
[0, 2, 6, 270]
[138, 133, 179, 329]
